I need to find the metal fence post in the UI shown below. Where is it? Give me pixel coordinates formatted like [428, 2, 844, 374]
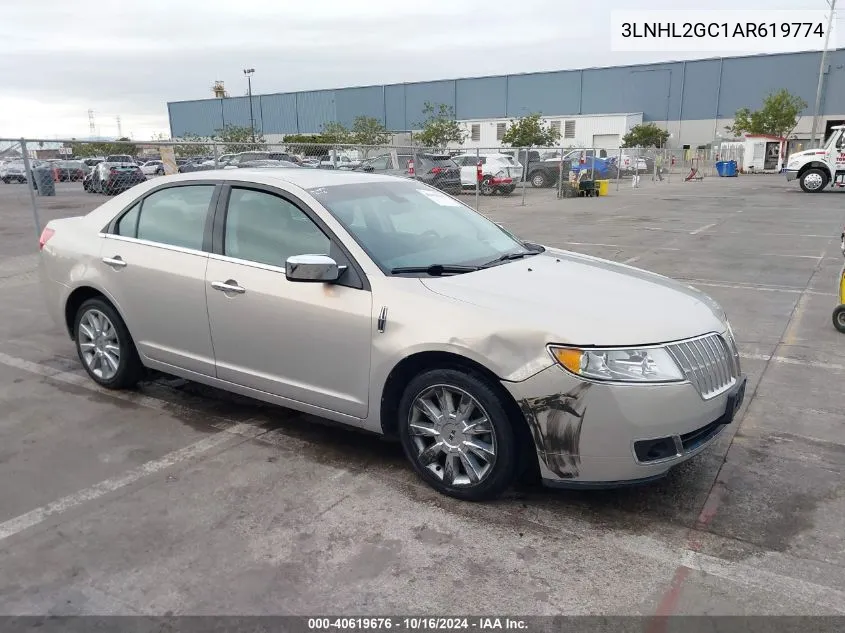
[212, 142, 219, 167]
[412, 146, 418, 184]
[616, 147, 622, 191]
[557, 153, 564, 199]
[474, 147, 480, 211]
[20, 139, 42, 239]
[520, 147, 528, 207]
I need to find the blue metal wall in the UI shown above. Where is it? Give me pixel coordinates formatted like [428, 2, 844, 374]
[167, 49, 845, 137]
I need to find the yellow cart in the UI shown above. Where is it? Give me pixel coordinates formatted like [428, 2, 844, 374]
[834, 226, 845, 333]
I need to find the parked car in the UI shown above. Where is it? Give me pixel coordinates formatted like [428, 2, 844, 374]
[52, 160, 86, 182]
[81, 158, 104, 173]
[451, 153, 522, 195]
[106, 154, 136, 165]
[141, 160, 165, 176]
[354, 151, 462, 194]
[38, 169, 745, 501]
[179, 157, 215, 173]
[222, 152, 300, 169]
[1, 160, 28, 183]
[84, 161, 146, 194]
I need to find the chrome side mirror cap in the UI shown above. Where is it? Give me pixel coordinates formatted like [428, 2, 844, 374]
[285, 254, 341, 283]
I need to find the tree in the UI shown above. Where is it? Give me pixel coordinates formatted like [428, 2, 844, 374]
[415, 102, 465, 148]
[217, 125, 264, 153]
[319, 122, 351, 144]
[351, 116, 391, 147]
[622, 123, 670, 148]
[282, 134, 325, 156]
[173, 132, 210, 157]
[70, 137, 137, 157]
[501, 113, 560, 147]
[728, 89, 807, 139]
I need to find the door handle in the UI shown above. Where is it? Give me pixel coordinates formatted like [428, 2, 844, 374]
[102, 256, 127, 268]
[211, 280, 245, 294]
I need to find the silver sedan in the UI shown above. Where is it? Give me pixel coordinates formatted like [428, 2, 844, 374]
[38, 168, 746, 500]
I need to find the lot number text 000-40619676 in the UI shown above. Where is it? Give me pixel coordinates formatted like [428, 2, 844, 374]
[610, 10, 836, 53]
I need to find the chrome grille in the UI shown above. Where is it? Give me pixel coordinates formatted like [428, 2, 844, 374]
[667, 333, 740, 399]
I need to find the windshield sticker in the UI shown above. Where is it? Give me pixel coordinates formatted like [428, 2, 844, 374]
[417, 189, 462, 207]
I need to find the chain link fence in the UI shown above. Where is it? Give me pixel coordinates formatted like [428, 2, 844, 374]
[1, 136, 747, 237]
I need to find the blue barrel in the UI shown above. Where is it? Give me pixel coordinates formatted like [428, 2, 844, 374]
[715, 160, 728, 177]
[725, 160, 738, 177]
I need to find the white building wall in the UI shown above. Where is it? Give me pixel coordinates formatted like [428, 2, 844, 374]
[454, 113, 643, 150]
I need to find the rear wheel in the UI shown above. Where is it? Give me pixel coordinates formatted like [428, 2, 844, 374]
[834, 305, 845, 333]
[500, 185, 516, 195]
[530, 171, 547, 188]
[800, 168, 828, 193]
[398, 369, 518, 501]
[480, 177, 495, 196]
[74, 298, 143, 389]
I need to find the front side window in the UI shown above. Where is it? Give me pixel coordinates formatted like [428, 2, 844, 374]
[309, 181, 527, 272]
[136, 185, 215, 250]
[224, 188, 331, 268]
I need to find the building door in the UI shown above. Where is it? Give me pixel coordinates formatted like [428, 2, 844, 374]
[592, 134, 620, 151]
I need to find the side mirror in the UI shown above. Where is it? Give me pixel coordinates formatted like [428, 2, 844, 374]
[285, 254, 341, 283]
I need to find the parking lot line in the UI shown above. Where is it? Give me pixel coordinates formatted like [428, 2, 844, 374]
[0, 422, 265, 543]
[689, 223, 718, 235]
[740, 352, 845, 372]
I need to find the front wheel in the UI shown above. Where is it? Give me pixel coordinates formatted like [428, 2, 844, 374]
[74, 298, 144, 389]
[834, 305, 845, 333]
[800, 168, 828, 193]
[398, 369, 518, 501]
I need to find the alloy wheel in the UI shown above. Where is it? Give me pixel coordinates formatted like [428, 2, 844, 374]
[78, 309, 121, 381]
[408, 385, 497, 487]
[804, 172, 823, 190]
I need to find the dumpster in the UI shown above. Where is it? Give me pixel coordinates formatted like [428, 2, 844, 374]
[716, 160, 738, 177]
[596, 179, 609, 196]
[33, 167, 56, 196]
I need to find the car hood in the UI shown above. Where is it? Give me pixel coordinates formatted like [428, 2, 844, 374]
[786, 149, 825, 165]
[420, 248, 727, 346]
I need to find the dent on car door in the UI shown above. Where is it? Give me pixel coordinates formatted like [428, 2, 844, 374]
[100, 183, 219, 375]
[205, 186, 373, 418]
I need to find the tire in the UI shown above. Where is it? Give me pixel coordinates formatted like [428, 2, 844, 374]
[834, 305, 845, 333]
[800, 168, 828, 193]
[397, 368, 518, 501]
[1, 178, 8, 184]
[73, 298, 144, 389]
[500, 185, 516, 195]
[480, 177, 495, 196]
[529, 171, 547, 188]
[156, 168, 164, 176]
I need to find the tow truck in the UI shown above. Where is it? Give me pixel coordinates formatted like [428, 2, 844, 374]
[785, 124, 845, 192]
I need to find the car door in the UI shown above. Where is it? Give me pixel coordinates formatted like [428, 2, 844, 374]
[100, 183, 219, 376]
[204, 185, 373, 418]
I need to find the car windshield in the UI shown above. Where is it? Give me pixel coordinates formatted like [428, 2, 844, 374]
[309, 181, 530, 273]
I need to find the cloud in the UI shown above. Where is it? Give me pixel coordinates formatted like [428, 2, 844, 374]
[0, 0, 836, 139]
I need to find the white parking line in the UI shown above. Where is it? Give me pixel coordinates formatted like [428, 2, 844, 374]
[740, 352, 845, 372]
[690, 223, 718, 235]
[0, 423, 264, 543]
[622, 256, 641, 265]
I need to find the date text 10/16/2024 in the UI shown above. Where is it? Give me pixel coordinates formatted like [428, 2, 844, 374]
[308, 618, 528, 631]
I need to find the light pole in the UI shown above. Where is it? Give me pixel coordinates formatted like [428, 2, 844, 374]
[809, 0, 837, 148]
[243, 68, 256, 144]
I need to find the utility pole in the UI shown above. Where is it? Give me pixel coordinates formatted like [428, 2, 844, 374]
[244, 68, 256, 144]
[809, 0, 837, 148]
[116, 116, 122, 138]
[88, 109, 96, 136]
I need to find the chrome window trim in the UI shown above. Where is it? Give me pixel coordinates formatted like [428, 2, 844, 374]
[99, 233, 208, 257]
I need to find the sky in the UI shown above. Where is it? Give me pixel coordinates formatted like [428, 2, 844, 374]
[1, 0, 841, 140]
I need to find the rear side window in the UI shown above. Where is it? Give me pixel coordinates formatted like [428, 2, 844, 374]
[419, 155, 457, 168]
[135, 185, 215, 250]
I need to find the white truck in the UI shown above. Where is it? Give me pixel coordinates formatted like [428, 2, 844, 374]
[785, 125, 845, 192]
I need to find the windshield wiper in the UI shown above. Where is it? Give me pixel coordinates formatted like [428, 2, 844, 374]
[390, 264, 479, 276]
[481, 251, 538, 267]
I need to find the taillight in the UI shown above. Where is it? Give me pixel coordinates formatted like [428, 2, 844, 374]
[39, 227, 55, 250]
[430, 166, 443, 174]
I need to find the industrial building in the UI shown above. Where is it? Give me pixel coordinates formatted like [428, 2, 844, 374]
[167, 48, 845, 150]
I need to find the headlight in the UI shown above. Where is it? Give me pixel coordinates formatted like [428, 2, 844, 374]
[550, 346, 684, 383]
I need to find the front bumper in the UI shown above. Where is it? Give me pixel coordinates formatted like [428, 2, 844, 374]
[503, 362, 747, 488]
[785, 169, 798, 182]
